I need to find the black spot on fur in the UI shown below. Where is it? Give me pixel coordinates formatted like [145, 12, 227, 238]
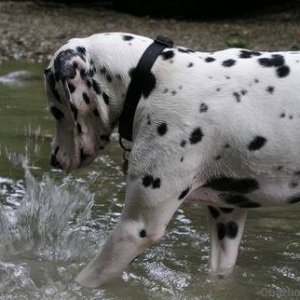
[157, 122, 168, 136]
[80, 69, 87, 79]
[239, 50, 261, 59]
[130, 68, 156, 98]
[102, 93, 110, 105]
[88, 69, 95, 77]
[180, 140, 186, 147]
[152, 178, 161, 189]
[258, 54, 284, 67]
[161, 50, 175, 60]
[142, 175, 153, 187]
[205, 57, 215, 62]
[189, 127, 203, 144]
[226, 221, 238, 239]
[233, 92, 241, 102]
[280, 112, 285, 118]
[200, 103, 208, 112]
[266, 86, 275, 94]
[147, 114, 151, 125]
[53, 49, 77, 80]
[142, 175, 161, 189]
[276, 65, 290, 77]
[142, 72, 156, 98]
[139, 229, 147, 238]
[241, 89, 247, 95]
[82, 92, 90, 104]
[188, 62, 194, 67]
[248, 136, 267, 151]
[203, 177, 259, 193]
[178, 186, 191, 200]
[44, 68, 61, 102]
[92, 79, 101, 94]
[289, 181, 298, 188]
[222, 59, 236, 67]
[220, 193, 261, 208]
[76, 46, 86, 56]
[287, 194, 300, 204]
[93, 108, 100, 117]
[68, 83, 75, 93]
[50, 107, 65, 121]
[100, 67, 107, 74]
[106, 74, 112, 82]
[123, 35, 134, 41]
[217, 223, 226, 240]
[208, 206, 220, 219]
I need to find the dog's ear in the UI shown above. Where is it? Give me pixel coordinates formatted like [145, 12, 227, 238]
[44, 67, 75, 125]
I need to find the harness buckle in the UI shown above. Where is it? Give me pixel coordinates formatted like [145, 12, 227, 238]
[155, 35, 174, 48]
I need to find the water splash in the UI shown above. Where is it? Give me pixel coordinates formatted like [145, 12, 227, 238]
[0, 158, 104, 299]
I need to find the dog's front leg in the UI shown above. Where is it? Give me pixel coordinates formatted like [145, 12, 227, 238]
[208, 207, 248, 276]
[76, 171, 192, 288]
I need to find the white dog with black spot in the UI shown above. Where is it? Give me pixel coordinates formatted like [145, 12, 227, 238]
[44, 32, 300, 288]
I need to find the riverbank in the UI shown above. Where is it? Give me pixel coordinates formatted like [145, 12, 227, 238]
[0, 1, 300, 63]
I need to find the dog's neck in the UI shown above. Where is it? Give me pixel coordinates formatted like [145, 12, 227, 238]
[85, 33, 154, 133]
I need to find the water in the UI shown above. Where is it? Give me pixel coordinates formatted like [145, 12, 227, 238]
[0, 61, 299, 300]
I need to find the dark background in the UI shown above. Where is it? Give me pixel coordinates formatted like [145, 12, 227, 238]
[38, 0, 300, 19]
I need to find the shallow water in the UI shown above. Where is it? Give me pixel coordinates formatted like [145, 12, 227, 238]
[0, 61, 299, 300]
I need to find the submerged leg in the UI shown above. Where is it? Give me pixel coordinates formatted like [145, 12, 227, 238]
[75, 171, 195, 288]
[207, 206, 247, 276]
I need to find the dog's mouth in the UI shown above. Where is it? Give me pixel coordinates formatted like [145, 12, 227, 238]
[50, 144, 98, 172]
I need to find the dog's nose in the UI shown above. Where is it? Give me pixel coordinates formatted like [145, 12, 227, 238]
[50, 154, 62, 169]
[80, 148, 89, 166]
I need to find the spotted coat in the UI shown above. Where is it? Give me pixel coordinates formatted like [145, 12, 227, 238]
[44, 32, 300, 288]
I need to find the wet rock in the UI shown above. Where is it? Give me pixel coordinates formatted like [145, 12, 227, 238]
[0, 70, 40, 85]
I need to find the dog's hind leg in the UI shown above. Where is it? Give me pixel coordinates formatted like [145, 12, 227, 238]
[207, 206, 247, 276]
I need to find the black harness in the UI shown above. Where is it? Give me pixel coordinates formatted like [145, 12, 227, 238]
[118, 35, 174, 143]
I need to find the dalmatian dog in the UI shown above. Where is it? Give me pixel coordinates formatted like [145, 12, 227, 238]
[44, 32, 300, 288]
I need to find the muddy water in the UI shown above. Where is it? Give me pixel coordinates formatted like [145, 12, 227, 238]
[0, 61, 299, 300]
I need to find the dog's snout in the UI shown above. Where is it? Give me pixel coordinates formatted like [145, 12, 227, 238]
[80, 148, 89, 166]
[50, 153, 62, 169]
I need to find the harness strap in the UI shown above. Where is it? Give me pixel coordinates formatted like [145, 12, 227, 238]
[118, 35, 174, 142]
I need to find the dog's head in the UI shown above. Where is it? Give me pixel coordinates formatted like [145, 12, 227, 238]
[44, 46, 112, 172]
